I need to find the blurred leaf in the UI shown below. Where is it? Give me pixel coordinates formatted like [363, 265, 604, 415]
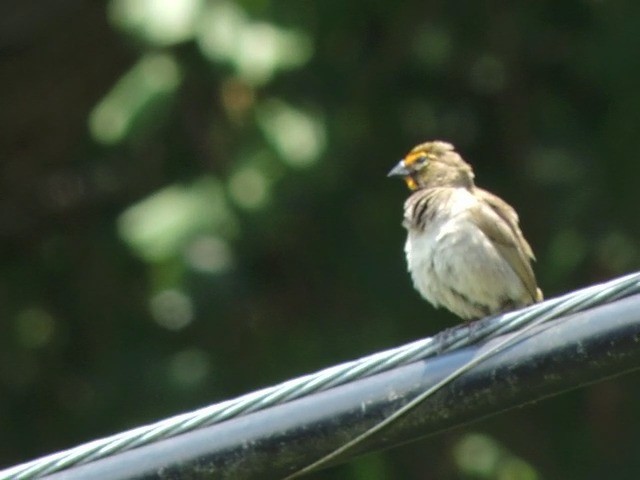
[117, 176, 237, 262]
[257, 98, 326, 167]
[197, 1, 313, 85]
[109, 0, 204, 46]
[453, 433, 539, 480]
[89, 53, 182, 145]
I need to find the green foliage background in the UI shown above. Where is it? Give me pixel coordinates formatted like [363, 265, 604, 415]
[1, 1, 640, 478]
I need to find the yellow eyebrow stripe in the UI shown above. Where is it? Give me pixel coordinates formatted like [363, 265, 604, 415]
[404, 152, 423, 166]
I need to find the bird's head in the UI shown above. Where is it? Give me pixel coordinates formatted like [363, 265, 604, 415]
[388, 141, 475, 191]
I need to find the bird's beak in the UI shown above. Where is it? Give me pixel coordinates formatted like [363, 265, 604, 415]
[387, 160, 410, 177]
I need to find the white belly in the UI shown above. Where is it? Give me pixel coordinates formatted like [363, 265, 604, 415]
[405, 213, 527, 319]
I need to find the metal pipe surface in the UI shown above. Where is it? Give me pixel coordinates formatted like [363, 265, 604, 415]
[44, 293, 640, 479]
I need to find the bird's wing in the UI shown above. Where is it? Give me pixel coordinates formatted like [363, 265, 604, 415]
[470, 188, 542, 302]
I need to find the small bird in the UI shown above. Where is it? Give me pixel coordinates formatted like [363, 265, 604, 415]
[388, 141, 543, 320]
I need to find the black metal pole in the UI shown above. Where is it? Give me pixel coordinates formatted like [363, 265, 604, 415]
[44, 293, 640, 480]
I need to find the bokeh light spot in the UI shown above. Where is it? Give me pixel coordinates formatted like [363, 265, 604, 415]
[109, 0, 203, 46]
[15, 307, 56, 349]
[453, 433, 500, 476]
[184, 235, 234, 274]
[89, 53, 181, 145]
[167, 348, 210, 388]
[257, 99, 326, 167]
[197, 2, 312, 85]
[150, 289, 194, 331]
[196, 1, 246, 62]
[498, 457, 539, 480]
[118, 176, 237, 262]
[228, 165, 269, 210]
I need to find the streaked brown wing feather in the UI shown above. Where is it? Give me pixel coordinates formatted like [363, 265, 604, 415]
[471, 188, 542, 302]
[475, 189, 535, 259]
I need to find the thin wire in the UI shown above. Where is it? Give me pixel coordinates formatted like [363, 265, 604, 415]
[1, 272, 639, 480]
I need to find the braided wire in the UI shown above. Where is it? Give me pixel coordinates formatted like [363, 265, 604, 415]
[2, 272, 639, 480]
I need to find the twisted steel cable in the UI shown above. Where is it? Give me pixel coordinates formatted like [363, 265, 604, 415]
[2, 271, 639, 480]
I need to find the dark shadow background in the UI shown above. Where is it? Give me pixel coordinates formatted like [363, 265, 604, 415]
[1, 1, 640, 478]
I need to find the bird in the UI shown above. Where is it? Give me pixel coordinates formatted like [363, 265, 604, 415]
[388, 140, 543, 321]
